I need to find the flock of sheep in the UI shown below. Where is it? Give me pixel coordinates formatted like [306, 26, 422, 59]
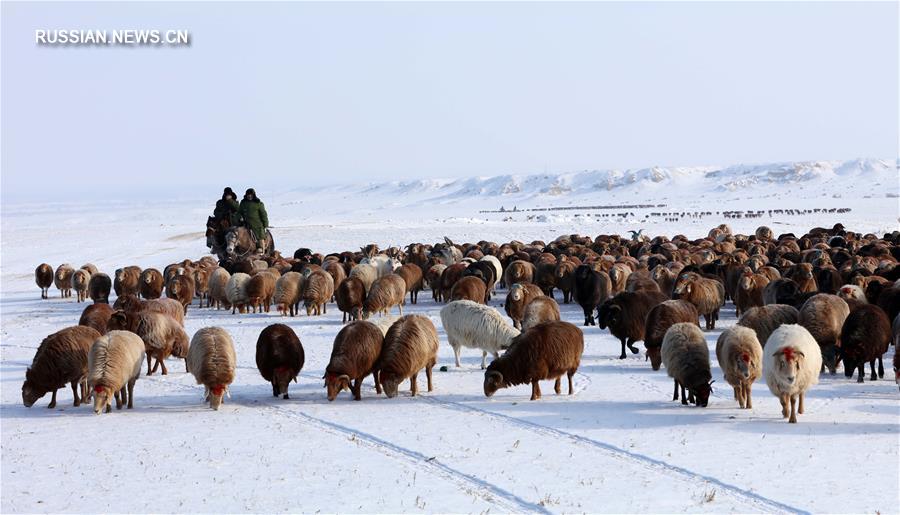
[23, 223, 900, 423]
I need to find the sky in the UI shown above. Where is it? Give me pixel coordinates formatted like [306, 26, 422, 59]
[1, 1, 898, 203]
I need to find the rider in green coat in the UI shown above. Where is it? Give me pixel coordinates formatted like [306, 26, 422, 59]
[239, 188, 269, 250]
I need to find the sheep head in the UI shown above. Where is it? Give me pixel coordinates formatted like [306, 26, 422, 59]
[208, 384, 227, 410]
[646, 348, 662, 371]
[508, 285, 524, 302]
[92, 384, 113, 415]
[379, 374, 401, 398]
[21, 374, 42, 408]
[483, 370, 505, 397]
[734, 352, 753, 379]
[324, 373, 351, 401]
[772, 347, 805, 384]
[596, 302, 619, 330]
[692, 380, 713, 408]
[273, 366, 296, 398]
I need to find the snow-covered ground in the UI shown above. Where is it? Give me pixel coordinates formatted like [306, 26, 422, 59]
[1, 158, 898, 513]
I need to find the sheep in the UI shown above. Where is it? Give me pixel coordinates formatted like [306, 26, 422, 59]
[246, 271, 277, 313]
[440, 300, 521, 368]
[608, 263, 633, 296]
[763, 324, 822, 423]
[71, 269, 91, 302]
[395, 263, 424, 304]
[598, 290, 668, 359]
[226, 272, 251, 314]
[336, 276, 365, 323]
[80, 263, 99, 276]
[256, 324, 305, 399]
[715, 326, 763, 409]
[139, 268, 164, 299]
[35, 263, 53, 299]
[650, 265, 679, 298]
[88, 330, 145, 414]
[186, 327, 237, 410]
[425, 264, 448, 301]
[362, 274, 405, 318]
[672, 272, 725, 329]
[450, 275, 487, 304]
[114, 266, 142, 298]
[483, 320, 584, 401]
[737, 304, 800, 347]
[503, 260, 534, 287]
[377, 315, 439, 398]
[440, 263, 468, 301]
[839, 304, 891, 383]
[735, 270, 770, 317]
[837, 284, 867, 306]
[625, 271, 662, 294]
[763, 278, 801, 306]
[661, 323, 713, 407]
[132, 311, 190, 376]
[78, 303, 115, 335]
[193, 267, 211, 307]
[522, 296, 561, 330]
[798, 293, 850, 374]
[349, 263, 378, 295]
[274, 271, 303, 316]
[643, 300, 700, 370]
[324, 320, 384, 401]
[504, 283, 544, 329]
[787, 263, 817, 293]
[573, 265, 611, 326]
[22, 326, 99, 408]
[302, 269, 335, 316]
[323, 260, 347, 299]
[88, 273, 112, 304]
[480, 255, 503, 294]
[462, 261, 497, 302]
[166, 274, 195, 315]
[534, 261, 558, 298]
[207, 267, 231, 310]
[755, 226, 773, 241]
[54, 264, 74, 298]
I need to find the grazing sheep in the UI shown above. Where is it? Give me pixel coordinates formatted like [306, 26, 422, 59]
[483, 321, 584, 401]
[88, 331, 145, 414]
[598, 291, 668, 359]
[78, 303, 115, 335]
[450, 275, 487, 304]
[54, 264, 74, 298]
[302, 269, 335, 316]
[837, 284, 867, 306]
[35, 263, 53, 299]
[395, 263, 424, 304]
[166, 274, 195, 315]
[246, 271, 277, 313]
[362, 274, 405, 318]
[504, 283, 545, 329]
[440, 300, 520, 368]
[798, 293, 850, 374]
[336, 276, 365, 323]
[71, 269, 91, 302]
[207, 267, 231, 310]
[349, 263, 378, 296]
[226, 272, 251, 314]
[139, 268, 164, 299]
[133, 311, 189, 376]
[88, 273, 112, 304]
[186, 327, 237, 410]
[22, 326, 99, 408]
[737, 304, 800, 347]
[378, 315, 439, 398]
[763, 278, 801, 306]
[763, 324, 822, 423]
[573, 265, 611, 326]
[661, 323, 713, 407]
[643, 300, 700, 370]
[256, 324, 305, 399]
[716, 326, 763, 409]
[735, 270, 770, 317]
[274, 271, 303, 316]
[370, 315, 400, 337]
[839, 305, 891, 383]
[503, 260, 535, 287]
[673, 272, 725, 329]
[522, 297, 561, 330]
[426, 264, 448, 301]
[324, 321, 384, 401]
[114, 266, 142, 298]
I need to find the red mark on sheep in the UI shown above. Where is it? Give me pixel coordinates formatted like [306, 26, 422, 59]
[94, 385, 104, 393]
[741, 353, 750, 363]
[211, 385, 224, 396]
[782, 347, 796, 362]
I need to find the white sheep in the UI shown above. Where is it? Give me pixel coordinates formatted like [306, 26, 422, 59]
[186, 327, 237, 410]
[763, 324, 823, 423]
[715, 326, 763, 409]
[226, 272, 251, 314]
[88, 331, 145, 414]
[440, 300, 520, 368]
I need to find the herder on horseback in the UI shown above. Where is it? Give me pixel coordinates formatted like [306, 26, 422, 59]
[214, 187, 241, 227]
[239, 188, 270, 252]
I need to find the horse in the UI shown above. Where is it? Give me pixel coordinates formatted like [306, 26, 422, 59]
[223, 226, 274, 260]
[206, 216, 231, 257]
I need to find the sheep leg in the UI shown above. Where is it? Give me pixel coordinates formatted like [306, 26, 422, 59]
[115, 388, 124, 410]
[857, 364, 865, 383]
[672, 379, 679, 401]
[745, 382, 753, 409]
[681, 385, 688, 405]
[127, 378, 135, 409]
[272, 382, 279, 397]
[878, 356, 884, 378]
[159, 358, 168, 376]
[47, 389, 57, 409]
[373, 370, 382, 394]
[398, 303, 403, 316]
[146, 353, 154, 376]
[530, 380, 541, 401]
[323, 302, 327, 314]
[426, 363, 434, 392]
[481, 351, 487, 369]
[554, 377, 561, 395]
[618, 338, 627, 359]
[342, 311, 347, 323]
[870, 360, 878, 381]
[788, 395, 797, 423]
[567, 370, 574, 395]
[453, 345, 461, 367]
[626, 338, 639, 355]
[410, 373, 418, 397]
[71, 381, 80, 407]
[779, 394, 788, 418]
[351, 379, 362, 401]
[735, 385, 743, 408]
[798, 392, 804, 414]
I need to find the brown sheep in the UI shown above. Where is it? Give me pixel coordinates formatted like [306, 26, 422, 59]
[503, 260, 534, 287]
[71, 269, 91, 302]
[650, 265, 679, 298]
[111, 295, 185, 327]
[598, 290, 668, 359]
[425, 264, 447, 301]
[625, 271, 662, 294]
[786, 263, 817, 293]
[274, 271, 303, 316]
[78, 303, 115, 335]
[324, 321, 384, 401]
[554, 258, 578, 303]
[193, 267, 210, 308]
[54, 264, 74, 298]
[522, 296, 561, 330]
[534, 261, 558, 298]
[440, 263, 468, 302]
[673, 272, 725, 330]
[35, 263, 53, 299]
[504, 283, 545, 329]
[735, 270, 770, 317]
[716, 326, 763, 409]
[840, 304, 891, 383]
[302, 269, 335, 316]
[608, 263, 633, 296]
[114, 266, 142, 298]
[395, 263, 424, 304]
[139, 268, 164, 299]
[323, 261, 347, 299]
[88, 273, 112, 304]
[363, 274, 406, 318]
[336, 276, 366, 323]
[246, 271, 277, 313]
[132, 311, 190, 376]
[166, 274, 195, 315]
[207, 267, 232, 310]
[450, 275, 487, 304]
[186, 327, 237, 410]
[643, 300, 700, 370]
[80, 263, 99, 276]
[484, 321, 584, 401]
[378, 315, 439, 398]
[22, 326, 99, 408]
[737, 304, 799, 347]
[798, 293, 850, 374]
[256, 324, 305, 399]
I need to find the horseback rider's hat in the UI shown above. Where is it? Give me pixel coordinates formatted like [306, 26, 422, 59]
[245, 188, 257, 198]
[223, 187, 235, 197]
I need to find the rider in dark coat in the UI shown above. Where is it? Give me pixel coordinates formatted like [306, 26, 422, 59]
[239, 188, 269, 251]
[213, 187, 241, 227]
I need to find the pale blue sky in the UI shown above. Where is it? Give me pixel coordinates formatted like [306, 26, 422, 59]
[2, 1, 897, 202]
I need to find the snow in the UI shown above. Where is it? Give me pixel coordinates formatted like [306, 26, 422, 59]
[1, 157, 898, 513]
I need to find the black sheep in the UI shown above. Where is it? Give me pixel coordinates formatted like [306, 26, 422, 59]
[255, 324, 305, 399]
[815, 267, 843, 295]
[572, 265, 610, 326]
[462, 261, 497, 301]
[840, 305, 891, 383]
[597, 290, 668, 359]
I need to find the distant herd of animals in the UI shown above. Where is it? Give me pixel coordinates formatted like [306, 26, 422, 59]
[23, 223, 900, 424]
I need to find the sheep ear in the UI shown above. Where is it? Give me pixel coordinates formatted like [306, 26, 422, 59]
[795, 351, 805, 358]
